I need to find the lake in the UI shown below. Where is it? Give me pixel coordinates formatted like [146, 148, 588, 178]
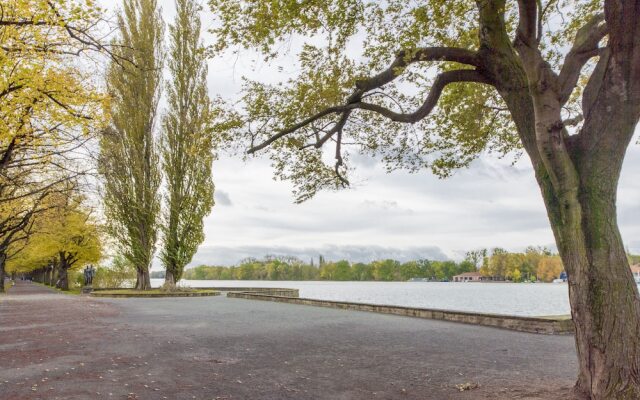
[151, 279, 572, 317]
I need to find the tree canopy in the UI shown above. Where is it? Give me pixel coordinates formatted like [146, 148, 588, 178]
[209, 0, 605, 201]
[0, 0, 110, 171]
[6, 192, 102, 289]
[0, 0, 112, 291]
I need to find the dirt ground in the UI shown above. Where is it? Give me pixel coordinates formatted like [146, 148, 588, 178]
[0, 281, 577, 399]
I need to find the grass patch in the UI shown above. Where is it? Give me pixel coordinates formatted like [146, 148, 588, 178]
[537, 315, 572, 320]
[92, 288, 219, 298]
[33, 281, 82, 295]
[98, 289, 216, 295]
[60, 287, 82, 295]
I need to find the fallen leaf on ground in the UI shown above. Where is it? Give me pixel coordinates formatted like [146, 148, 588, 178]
[455, 382, 480, 392]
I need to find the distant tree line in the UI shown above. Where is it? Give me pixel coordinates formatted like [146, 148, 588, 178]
[183, 254, 476, 282]
[480, 247, 562, 282]
[182, 247, 640, 283]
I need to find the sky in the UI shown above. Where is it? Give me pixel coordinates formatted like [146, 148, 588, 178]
[99, 0, 640, 267]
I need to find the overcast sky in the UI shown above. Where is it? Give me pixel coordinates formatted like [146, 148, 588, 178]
[100, 1, 640, 267]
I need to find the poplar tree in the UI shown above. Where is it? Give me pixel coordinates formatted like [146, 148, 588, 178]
[160, 0, 214, 287]
[209, 0, 640, 398]
[100, 0, 163, 290]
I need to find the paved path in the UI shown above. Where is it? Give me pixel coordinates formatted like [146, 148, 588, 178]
[0, 281, 578, 399]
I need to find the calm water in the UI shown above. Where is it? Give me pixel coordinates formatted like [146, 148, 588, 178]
[151, 279, 572, 317]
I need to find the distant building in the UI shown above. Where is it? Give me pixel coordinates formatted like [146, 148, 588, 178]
[453, 272, 483, 282]
[481, 275, 506, 282]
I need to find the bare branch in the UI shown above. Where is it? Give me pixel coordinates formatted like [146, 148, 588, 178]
[515, 0, 539, 47]
[563, 114, 584, 127]
[557, 13, 607, 104]
[581, 48, 610, 119]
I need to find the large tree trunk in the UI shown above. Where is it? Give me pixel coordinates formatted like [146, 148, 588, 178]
[56, 253, 69, 291]
[164, 269, 176, 289]
[135, 267, 151, 290]
[546, 188, 640, 399]
[505, 6, 640, 391]
[537, 146, 640, 399]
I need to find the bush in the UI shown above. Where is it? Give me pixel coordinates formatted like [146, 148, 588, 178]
[69, 270, 84, 289]
[93, 255, 136, 288]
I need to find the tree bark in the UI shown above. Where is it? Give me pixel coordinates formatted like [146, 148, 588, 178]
[55, 253, 69, 291]
[520, 58, 640, 397]
[135, 267, 151, 290]
[164, 269, 176, 289]
[538, 170, 640, 399]
[0, 252, 6, 293]
[48, 266, 55, 286]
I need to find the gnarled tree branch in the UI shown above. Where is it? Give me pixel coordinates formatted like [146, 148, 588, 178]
[248, 46, 483, 154]
[353, 70, 490, 123]
[355, 47, 481, 92]
[515, 0, 539, 48]
[557, 13, 607, 105]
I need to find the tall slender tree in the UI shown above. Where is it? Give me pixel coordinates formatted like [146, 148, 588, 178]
[160, 0, 214, 288]
[100, 0, 163, 290]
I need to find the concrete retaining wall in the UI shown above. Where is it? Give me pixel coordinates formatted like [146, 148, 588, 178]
[92, 287, 298, 298]
[92, 287, 299, 297]
[227, 292, 574, 335]
[195, 287, 300, 297]
[92, 291, 220, 298]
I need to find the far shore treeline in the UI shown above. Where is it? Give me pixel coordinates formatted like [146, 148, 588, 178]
[164, 247, 609, 283]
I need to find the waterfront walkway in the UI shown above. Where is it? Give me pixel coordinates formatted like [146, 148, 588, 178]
[0, 281, 577, 399]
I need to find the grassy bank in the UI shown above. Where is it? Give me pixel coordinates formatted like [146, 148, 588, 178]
[92, 288, 220, 298]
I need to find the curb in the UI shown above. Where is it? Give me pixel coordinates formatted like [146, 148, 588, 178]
[227, 291, 574, 335]
[91, 291, 220, 298]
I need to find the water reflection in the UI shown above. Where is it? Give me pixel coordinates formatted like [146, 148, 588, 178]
[152, 279, 573, 316]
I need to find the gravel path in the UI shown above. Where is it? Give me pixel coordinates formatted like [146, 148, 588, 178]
[0, 281, 578, 399]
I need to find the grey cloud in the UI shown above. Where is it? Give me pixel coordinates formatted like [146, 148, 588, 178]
[188, 244, 449, 267]
[360, 199, 406, 212]
[215, 190, 233, 206]
[350, 153, 379, 169]
[627, 241, 640, 254]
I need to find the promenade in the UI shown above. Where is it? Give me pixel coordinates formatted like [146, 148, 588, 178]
[0, 281, 577, 399]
